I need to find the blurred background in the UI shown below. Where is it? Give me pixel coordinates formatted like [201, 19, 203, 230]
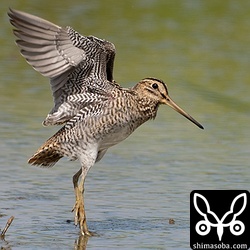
[0, 1, 249, 249]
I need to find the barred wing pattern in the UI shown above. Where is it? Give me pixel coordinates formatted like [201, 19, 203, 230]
[8, 8, 116, 126]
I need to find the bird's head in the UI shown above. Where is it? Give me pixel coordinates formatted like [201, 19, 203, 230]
[135, 77, 204, 129]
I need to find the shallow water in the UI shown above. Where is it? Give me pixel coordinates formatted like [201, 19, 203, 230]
[1, 0, 250, 249]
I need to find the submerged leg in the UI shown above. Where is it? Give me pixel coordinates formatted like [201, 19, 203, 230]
[72, 168, 92, 236]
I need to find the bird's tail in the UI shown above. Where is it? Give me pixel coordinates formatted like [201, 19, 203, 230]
[28, 139, 63, 167]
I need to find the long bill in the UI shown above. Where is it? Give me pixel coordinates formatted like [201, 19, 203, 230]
[163, 95, 204, 129]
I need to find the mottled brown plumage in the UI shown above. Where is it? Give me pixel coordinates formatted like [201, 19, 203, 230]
[9, 9, 203, 236]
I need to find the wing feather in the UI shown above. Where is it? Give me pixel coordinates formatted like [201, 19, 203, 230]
[8, 8, 117, 126]
[9, 9, 87, 78]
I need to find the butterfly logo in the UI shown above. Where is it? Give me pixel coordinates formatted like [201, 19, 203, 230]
[193, 192, 247, 241]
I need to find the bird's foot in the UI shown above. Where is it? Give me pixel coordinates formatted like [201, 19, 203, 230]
[72, 199, 93, 236]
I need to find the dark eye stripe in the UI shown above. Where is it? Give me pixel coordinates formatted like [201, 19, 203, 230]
[161, 93, 166, 99]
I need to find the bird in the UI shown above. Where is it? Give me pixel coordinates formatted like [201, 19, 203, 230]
[8, 8, 204, 236]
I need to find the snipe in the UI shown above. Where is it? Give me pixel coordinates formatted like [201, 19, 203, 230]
[8, 8, 203, 236]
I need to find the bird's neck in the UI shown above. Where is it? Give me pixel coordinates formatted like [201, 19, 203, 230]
[124, 87, 159, 121]
[136, 97, 159, 121]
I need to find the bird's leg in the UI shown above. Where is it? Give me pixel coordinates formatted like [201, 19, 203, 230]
[72, 169, 83, 226]
[72, 168, 92, 236]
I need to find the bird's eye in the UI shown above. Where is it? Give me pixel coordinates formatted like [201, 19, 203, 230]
[152, 83, 158, 89]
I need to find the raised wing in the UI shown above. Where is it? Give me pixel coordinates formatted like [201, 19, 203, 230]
[8, 8, 116, 126]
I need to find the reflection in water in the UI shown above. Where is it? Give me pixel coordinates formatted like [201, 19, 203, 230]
[0, 237, 12, 250]
[74, 235, 89, 250]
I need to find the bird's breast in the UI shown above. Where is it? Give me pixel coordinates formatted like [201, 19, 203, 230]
[62, 94, 152, 154]
[91, 98, 147, 150]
